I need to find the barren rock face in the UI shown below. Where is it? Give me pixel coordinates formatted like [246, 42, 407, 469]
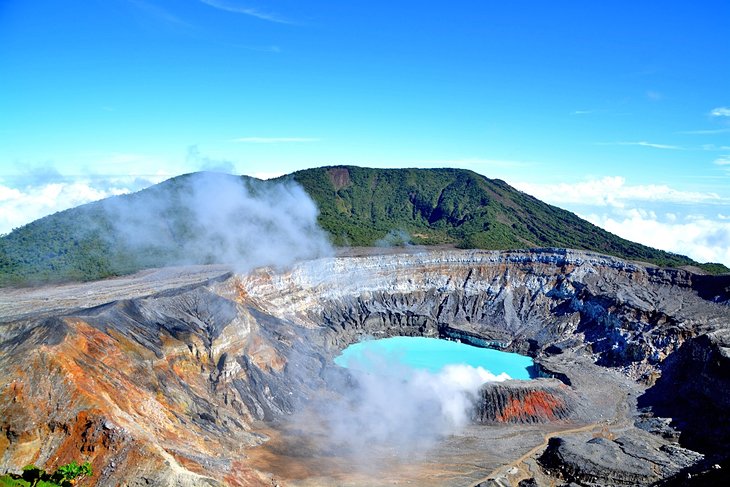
[538, 433, 704, 486]
[0, 249, 728, 486]
[474, 380, 576, 423]
[244, 249, 727, 376]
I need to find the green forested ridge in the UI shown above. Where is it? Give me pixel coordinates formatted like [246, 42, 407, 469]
[0, 173, 222, 286]
[1, 166, 726, 286]
[286, 166, 726, 272]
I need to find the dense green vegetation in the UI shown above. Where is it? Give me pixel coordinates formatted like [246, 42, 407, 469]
[0, 461, 92, 486]
[0, 166, 726, 286]
[285, 166, 727, 272]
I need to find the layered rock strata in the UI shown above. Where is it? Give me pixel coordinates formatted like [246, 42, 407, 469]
[0, 248, 728, 486]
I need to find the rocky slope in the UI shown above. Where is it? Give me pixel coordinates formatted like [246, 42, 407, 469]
[638, 328, 730, 455]
[1, 248, 729, 486]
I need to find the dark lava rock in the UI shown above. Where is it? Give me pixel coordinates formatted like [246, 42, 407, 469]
[635, 415, 680, 441]
[538, 432, 703, 486]
[639, 329, 730, 456]
[658, 457, 730, 486]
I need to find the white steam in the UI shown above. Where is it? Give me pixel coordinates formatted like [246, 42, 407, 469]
[317, 352, 509, 458]
[101, 172, 332, 273]
[375, 229, 413, 247]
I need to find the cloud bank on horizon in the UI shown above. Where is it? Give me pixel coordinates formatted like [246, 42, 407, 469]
[514, 177, 730, 267]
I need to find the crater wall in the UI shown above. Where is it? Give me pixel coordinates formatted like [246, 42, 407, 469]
[0, 249, 728, 486]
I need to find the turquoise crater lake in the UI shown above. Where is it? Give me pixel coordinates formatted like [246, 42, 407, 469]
[334, 336, 534, 380]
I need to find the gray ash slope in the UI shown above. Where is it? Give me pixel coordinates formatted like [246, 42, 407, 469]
[0, 248, 729, 486]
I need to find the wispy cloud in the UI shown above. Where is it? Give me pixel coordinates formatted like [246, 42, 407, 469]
[646, 90, 663, 101]
[715, 156, 730, 166]
[232, 137, 320, 143]
[603, 141, 683, 150]
[0, 153, 215, 234]
[199, 0, 293, 24]
[701, 144, 730, 151]
[678, 128, 730, 135]
[127, 0, 191, 27]
[186, 146, 236, 173]
[242, 45, 281, 53]
[414, 158, 536, 170]
[710, 107, 730, 117]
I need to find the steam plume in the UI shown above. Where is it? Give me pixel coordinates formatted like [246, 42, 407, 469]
[307, 349, 509, 464]
[101, 172, 332, 273]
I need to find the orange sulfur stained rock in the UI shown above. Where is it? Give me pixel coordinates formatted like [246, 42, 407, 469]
[473, 379, 576, 424]
[496, 389, 564, 422]
[0, 287, 275, 485]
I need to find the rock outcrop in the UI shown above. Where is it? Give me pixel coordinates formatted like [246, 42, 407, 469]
[0, 248, 728, 486]
[638, 328, 730, 457]
[473, 379, 576, 424]
[538, 433, 703, 486]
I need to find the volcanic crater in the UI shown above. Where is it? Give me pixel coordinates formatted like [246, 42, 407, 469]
[1, 248, 730, 486]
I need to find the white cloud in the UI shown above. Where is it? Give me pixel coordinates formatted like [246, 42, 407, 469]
[0, 180, 139, 235]
[514, 176, 730, 266]
[710, 107, 730, 117]
[199, 0, 293, 24]
[232, 137, 320, 143]
[0, 148, 248, 235]
[70, 152, 183, 182]
[514, 176, 727, 208]
[0, 186, 23, 203]
[583, 210, 730, 266]
[714, 156, 730, 166]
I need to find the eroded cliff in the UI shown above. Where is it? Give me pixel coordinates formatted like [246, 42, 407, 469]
[0, 249, 728, 486]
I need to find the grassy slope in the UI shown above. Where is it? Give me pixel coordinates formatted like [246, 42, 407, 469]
[0, 166, 726, 286]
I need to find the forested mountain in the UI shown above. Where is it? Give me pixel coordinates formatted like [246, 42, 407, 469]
[1, 166, 726, 286]
[286, 166, 726, 271]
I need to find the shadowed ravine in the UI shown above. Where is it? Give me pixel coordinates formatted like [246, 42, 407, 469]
[1, 248, 729, 486]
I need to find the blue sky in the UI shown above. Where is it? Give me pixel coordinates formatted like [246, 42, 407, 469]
[1, 1, 729, 264]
